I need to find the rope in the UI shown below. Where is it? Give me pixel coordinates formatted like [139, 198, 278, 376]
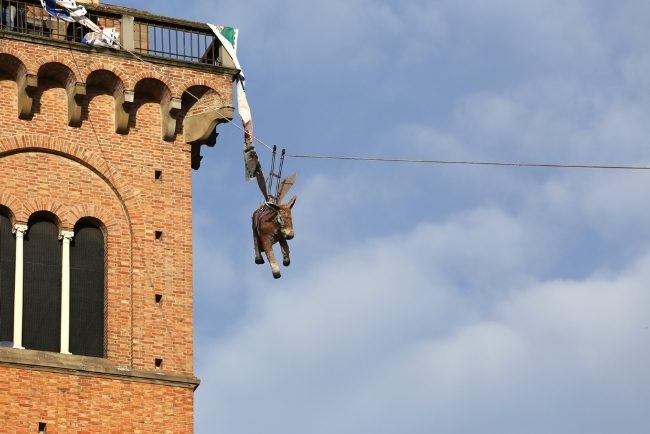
[66, 43, 109, 161]
[53, 2, 650, 174]
[284, 153, 650, 171]
[66, 42, 184, 366]
[114, 42, 650, 173]
[106, 34, 275, 154]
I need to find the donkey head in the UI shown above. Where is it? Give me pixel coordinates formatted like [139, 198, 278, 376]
[268, 195, 296, 240]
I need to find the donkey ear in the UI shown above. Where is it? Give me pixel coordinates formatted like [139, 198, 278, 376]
[287, 195, 297, 209]
[277, 173, 297, 203]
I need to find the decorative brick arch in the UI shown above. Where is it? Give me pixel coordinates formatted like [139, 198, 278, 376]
[37, 61, 80, 94]
[68, 203, 121, 235]
[0, 192, 23, 225]
[23, 204, 64, 231]
[0, 52, 28, 89]
[20, 201, 118, 234]
[180, 77, 212, 89]
[0, 135, 137, 229]
[79, 62, 129, 87]
[181, 82, 227, 105]
[181, 77, 226, 96]
[132, 72, 180, 96]
[37, 56, 79, 80]
[0, 49, 31, 73]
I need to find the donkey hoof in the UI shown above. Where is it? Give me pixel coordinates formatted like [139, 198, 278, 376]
[273, 271, 281, 279]
[283, 259, 290, 266]
[255, 257, 264, 264]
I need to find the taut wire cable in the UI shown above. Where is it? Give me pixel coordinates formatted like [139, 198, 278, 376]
[284, 154, 650, 170]
[61, 10, 650, 173]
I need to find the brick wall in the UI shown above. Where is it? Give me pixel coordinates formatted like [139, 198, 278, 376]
[0, 363, 195, 434]
[0, 24, 235, 433]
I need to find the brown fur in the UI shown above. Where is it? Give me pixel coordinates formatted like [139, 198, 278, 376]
[252, 196, 296, 278]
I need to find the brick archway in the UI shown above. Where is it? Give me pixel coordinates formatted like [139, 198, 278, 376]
[0, 192, 22, 225]
[0, 135, 140, 232]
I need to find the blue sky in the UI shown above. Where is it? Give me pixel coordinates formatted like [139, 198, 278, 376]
[115, 1, 650, 433]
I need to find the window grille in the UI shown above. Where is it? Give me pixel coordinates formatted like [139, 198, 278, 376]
[70, 221, 105, 358]
[0, 212, 15, 344]
[23, 216, 61, 352]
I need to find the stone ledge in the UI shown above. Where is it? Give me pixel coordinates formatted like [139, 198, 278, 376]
[0, 347, 200, 390]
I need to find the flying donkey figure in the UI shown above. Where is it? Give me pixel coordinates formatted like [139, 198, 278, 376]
[252, 173, 297, 279]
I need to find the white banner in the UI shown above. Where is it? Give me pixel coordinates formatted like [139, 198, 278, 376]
[208, 23, 259, 179]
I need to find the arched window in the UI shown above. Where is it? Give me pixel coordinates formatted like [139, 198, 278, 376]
[0, 208, 15, 345]
[23, 214, 61, 352]
[70, 220, 105, 357]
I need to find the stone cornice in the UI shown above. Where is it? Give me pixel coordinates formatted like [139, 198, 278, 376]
[0, 347, 200, 390]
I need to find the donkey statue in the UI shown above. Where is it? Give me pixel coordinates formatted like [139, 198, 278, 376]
[252, 174, 297, 279]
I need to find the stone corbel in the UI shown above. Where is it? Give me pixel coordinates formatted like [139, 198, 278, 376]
[190, 129, 218, 170]
[185, 106, 234, 169]
[160, 97, 182, 141]
[68, 82, 86, 127]
[17, 74, 38, 119]
[183, 105, 234, 145]
[116, 89, 134, 134]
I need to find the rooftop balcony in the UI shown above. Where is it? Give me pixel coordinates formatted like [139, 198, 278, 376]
[0, 0, 235, 70]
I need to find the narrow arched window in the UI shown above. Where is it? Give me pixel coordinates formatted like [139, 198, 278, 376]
[0, 209, 16, 345]
[70, 220, 105, 357]
[23, 214, 61, 352]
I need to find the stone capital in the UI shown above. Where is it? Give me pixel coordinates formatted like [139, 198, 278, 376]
[12, 224, 28, 236]
[59, 230, 75, 242]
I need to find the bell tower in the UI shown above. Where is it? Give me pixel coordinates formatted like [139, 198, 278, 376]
[0, 1, 236, 431]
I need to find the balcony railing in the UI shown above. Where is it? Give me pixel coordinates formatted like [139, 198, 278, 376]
[0, 0, 226, 67]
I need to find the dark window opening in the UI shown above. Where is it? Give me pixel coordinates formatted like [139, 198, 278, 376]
[70, 221, 105, 358]
[23, 216, 61, 352]
[0, 211, 16, 344]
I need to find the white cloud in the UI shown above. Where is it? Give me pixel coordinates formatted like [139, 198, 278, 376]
[182, 1, 650, 433]
[441, 0, 606, 65]
[58, 1, 650, 433]
[194, 0, 447, 72]
[196, 202, 650, 434]
[455, 92, 527, 139]
[387, 124, 467, 160]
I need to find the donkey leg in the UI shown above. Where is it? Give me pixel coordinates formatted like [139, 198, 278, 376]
[262, 240, 281, 278]
[279, 238, 290, 266]
[253, 233, 264, 264]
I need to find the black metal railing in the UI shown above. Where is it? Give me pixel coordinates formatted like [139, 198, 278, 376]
[0, 0, 221, 66]
[134, 16, 218, 64]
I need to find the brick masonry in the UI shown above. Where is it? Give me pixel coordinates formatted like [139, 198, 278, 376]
[0, 364, 195, 434]
[0, 18, 235, 433]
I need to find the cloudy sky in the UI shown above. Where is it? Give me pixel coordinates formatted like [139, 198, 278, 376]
[117, 1, 650, 432]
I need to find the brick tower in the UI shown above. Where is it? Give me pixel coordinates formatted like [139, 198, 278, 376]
[0, 1, 237, 432]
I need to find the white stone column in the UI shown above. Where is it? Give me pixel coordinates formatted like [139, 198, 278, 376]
[59, 230, 74, 355]
[12, 224, 27, 349]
